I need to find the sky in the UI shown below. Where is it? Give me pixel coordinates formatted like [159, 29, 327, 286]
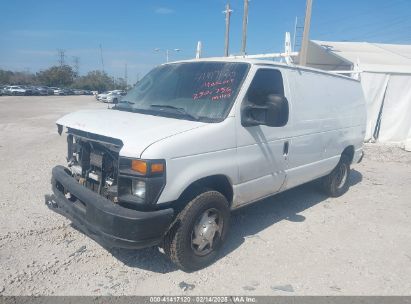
[1, 0, 410, 84]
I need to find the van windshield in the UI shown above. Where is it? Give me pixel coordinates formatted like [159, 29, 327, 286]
[114, 62, 249, 122]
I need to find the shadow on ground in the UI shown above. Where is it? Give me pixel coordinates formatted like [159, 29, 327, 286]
[104, 170, 363, 273]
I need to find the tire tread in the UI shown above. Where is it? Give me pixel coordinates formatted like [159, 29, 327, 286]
[164, 190, 229, 272]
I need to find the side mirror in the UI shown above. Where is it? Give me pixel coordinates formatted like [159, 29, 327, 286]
[242, 94, 289, 127]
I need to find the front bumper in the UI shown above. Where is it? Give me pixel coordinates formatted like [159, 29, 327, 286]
[46, 165, 174, 249]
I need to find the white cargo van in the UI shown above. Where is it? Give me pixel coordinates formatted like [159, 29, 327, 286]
[46, 58, 366, 271]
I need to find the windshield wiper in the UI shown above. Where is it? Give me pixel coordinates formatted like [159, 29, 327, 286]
[117, 100, 135, 105]
[149, 104, 199, 120]
[113, 100, 135, 110]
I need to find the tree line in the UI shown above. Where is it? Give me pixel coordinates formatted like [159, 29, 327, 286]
[0, 65, 129, 92]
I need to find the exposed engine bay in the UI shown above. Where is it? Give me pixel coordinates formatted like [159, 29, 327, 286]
[66, 129, 121, 203]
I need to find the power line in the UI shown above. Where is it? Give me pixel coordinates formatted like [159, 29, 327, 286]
[314, 0, 406, 30]
[314, 0, 411, 41]
[345, 16, 410, 41]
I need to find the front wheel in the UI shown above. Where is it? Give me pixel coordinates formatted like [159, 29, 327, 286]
[321, 154, 351, 197]
[163, 191, 230, 272]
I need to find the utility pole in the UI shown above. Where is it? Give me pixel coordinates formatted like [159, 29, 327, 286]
[57, 49, 66, 67]
[223, 3, 232, 57]
[99, 44, 105, 72]
[299, 0, 313, 66]
[241, 0, 249, 55]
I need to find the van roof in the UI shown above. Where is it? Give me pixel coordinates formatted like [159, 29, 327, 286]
[166, 57, 359, 82]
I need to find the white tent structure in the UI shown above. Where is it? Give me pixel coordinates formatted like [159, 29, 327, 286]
[304, 40, 411, 148]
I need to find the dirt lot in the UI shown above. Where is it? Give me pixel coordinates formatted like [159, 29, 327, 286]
[0, 95, 410, 296]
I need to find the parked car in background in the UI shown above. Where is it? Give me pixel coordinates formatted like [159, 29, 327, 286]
[1, 86, 10, 95]
[32, 86, 40, 95]
[0, 85, 6, 96]
[105, 91, 123, 103]
[96, 91, 111, 101]
[73, 89, 84, 95]
[36, 86, 52, 95]
[97, 90, 126, 101]
[53, 88, 65, 95]
[22, 86, 34, 95]
[112, 89, 127, 96]
[25, 86, 40, 95]
[4, 85, 27, 95]
[46, 87, 55, 95]
[64, 88, 75, 95]
[0, 85, 122, 97]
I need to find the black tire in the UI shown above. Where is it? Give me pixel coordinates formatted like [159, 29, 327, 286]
[321, 154, 351, 197]
[163, 190, 230, 272]
[113, 98, 118, 104]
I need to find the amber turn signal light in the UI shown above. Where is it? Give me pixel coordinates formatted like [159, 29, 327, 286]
[151, 163, 164, 174]
[131, 160, 148, 175]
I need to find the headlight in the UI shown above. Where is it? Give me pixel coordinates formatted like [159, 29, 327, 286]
[132, 180, 146, 199]
[117, 158, 166, 209]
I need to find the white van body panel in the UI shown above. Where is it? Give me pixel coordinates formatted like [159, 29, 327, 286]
[283, 68, 366, 189]
[141, 117, 238, 204]
[57, 109, 206, 158]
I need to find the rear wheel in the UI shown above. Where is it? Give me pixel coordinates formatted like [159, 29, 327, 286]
[321, 154, 351, 197]
[163, 191, 230, 272]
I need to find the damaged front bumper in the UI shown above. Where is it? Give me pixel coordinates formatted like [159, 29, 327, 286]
[46, 165, 174, 249]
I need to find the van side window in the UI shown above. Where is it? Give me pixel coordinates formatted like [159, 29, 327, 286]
[248, 69, 284, 104]
[243, 69, 289, 127]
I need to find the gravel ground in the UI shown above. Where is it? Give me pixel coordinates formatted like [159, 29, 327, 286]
[0, 95, 410, 296]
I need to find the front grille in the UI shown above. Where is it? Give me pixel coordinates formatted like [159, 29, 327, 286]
[66, 130, 122, 202]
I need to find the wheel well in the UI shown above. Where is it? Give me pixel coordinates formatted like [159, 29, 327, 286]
[162, 175, 233, 239]
[342, 145, 354, 163]
[178, 175, 233, 207]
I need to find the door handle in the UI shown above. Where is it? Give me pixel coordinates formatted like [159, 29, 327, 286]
[283, 141, 289, 157]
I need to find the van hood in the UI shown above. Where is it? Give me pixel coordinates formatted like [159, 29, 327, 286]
[57, 109, 206, 158]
